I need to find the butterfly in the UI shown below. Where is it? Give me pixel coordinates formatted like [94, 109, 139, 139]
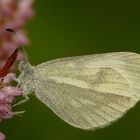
[7, 29, 140, 130]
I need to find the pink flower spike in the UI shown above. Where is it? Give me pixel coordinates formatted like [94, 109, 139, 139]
[0, 0, 34, 138]
[0, 132, 5, 140]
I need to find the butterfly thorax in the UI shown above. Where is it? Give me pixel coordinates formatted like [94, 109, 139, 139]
[18, 61, 36, 95]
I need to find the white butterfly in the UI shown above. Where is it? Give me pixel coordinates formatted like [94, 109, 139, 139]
[17, 52, 140, 130]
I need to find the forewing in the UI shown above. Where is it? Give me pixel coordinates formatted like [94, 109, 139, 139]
[34, 52, 140, 130]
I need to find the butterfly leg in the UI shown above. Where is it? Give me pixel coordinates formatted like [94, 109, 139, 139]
[13, 77, 20, 87]
[14, 110, 26, 116]
[12, 96, 30, 108]
[16, 79, 21, 88]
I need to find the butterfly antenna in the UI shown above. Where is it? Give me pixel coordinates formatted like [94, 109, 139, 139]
[6, 28, 28, 61]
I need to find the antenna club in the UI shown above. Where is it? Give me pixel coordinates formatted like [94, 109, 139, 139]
[6, 28, 15, 33]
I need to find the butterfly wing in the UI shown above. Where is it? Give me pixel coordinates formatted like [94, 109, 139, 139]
[34, 52, 140, 130]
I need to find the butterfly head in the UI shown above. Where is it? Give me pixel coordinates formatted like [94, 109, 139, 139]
[18, 60, 35, 96]
[18, 60, 32, 72]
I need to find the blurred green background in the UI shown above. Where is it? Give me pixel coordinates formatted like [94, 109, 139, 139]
[1, 0, 140, 139]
